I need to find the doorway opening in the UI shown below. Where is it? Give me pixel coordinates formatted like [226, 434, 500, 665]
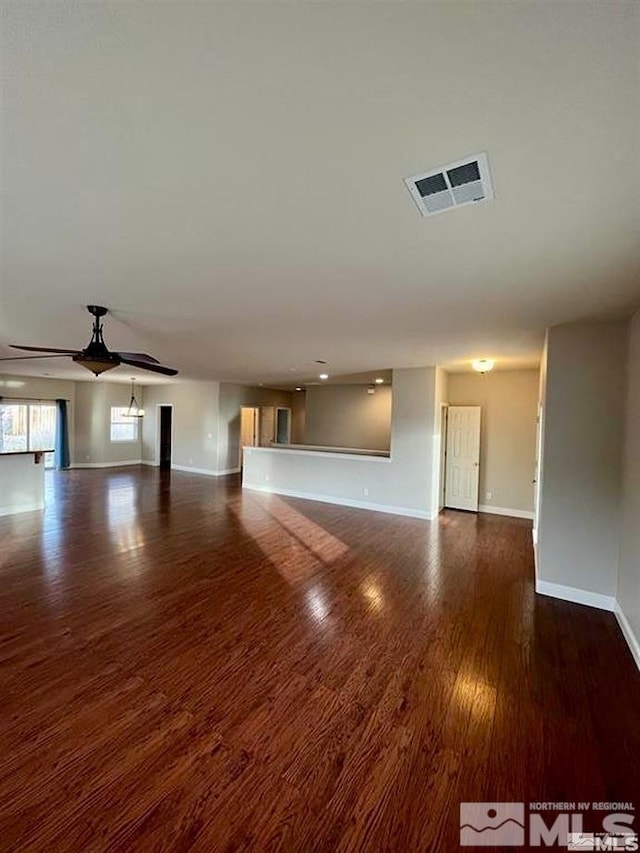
[443, 405, 481, 512]
[275, 407, 291, 444]
[239, 407, 259, 469]
[159, 406, 172, 470]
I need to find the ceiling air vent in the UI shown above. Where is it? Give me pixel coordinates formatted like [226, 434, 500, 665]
[404, 152, 493, 217]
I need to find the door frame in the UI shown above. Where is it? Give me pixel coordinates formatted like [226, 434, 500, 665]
[533, 402, 544, 546]
[438, 404, 448, 512]
[155, 403, 174, 469]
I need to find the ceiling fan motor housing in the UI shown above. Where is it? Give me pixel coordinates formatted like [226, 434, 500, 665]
[73, 305, 121, 375]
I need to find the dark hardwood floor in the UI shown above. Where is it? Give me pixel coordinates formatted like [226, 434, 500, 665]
[0, 467, 638, 851]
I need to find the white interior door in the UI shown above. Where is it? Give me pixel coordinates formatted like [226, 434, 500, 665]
[445, 406, 481, 511]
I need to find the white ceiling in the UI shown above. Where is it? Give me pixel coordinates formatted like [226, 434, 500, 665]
[1, 1, 639, 387]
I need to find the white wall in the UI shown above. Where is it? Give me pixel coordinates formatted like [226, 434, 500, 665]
[141, 381, 220, 473]
[0, 453, 45, 516]
[617, 308, 640, 662]
[74, 381, 143, 466]
[537, 321, 627, 606]
[291, 390, 306, 444]
[447, 369, 539, 514]
[243, 367, 436, 518]
[217, 383, 292, 473]
[303, 384, 392, 451]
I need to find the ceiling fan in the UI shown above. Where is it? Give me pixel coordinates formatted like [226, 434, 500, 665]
[0, 305, 178, 377]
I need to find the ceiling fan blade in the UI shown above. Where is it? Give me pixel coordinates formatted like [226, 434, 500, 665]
[10, 345, 81, 354]
[119, 357, 178, 376]
[114, 351, 160, 364]
[0, 354, 74, 361]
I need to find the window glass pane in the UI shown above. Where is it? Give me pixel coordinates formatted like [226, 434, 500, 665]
[110, 423, 137, 442]
[110, 407, 138, 442]
[29, 405, 56, 451]
[0, 404, 28, 452]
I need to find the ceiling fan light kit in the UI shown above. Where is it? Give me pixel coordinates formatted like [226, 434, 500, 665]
[0, 305, 178, 378]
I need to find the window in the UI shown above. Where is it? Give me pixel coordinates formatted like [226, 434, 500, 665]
[30, 404, 57, 451]
[0, 403, 28, 452]
[0, 401, 57, 467]
[110, 407, 139, 442]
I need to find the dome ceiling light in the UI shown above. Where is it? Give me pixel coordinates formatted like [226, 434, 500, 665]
[471, 359, 495, 374]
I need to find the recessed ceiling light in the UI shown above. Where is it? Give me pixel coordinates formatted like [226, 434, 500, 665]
[319, 373, 329, 380]
[374, 377, 384, 384]
[295, 386, 303, 391]
[471, 358, 495, 374]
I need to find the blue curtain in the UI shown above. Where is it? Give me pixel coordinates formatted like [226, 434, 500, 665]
[55, 399, 70, 469]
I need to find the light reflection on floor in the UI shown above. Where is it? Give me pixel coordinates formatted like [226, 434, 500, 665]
[305, 584, 332, 625]
[39, 471, 65, 578]
[107, 478, 146, 558]
[360, 575, 385, 613]
[451, 666, 497, 723]
[422, 517, 444, 600]
[228, 492, 349, 586]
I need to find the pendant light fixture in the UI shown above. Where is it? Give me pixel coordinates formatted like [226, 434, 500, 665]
[125, 377, 145, 418]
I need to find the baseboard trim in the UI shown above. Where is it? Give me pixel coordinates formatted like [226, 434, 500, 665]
[141, 460, 158, 467]
[615, 604, 640, 672]
[171, 464, 217, 476]
[0, 500, 45, 517]
[535, 579, 616, 612]
[243, 483, 432, 520]
[478, 504, 535, 520]
[72, 460, 143, 469]
[170, 464, 241, 477]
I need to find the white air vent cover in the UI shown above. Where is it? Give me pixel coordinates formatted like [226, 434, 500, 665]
[404, 152, 493, 217]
